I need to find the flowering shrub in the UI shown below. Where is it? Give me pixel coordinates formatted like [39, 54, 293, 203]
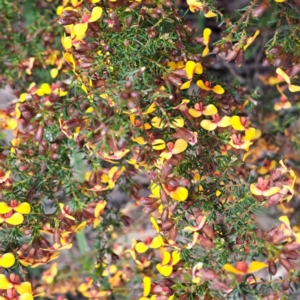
[1, 0, 300, 299]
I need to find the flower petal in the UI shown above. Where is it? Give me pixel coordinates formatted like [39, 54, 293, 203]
[201, 120, 217, 131]
[162, 251, 171, 265]
[223, 264, 245, 275]
[19, 294, 34, 300]
[150, 217, 160, 233]
[61, 36, 72, 50]
[0, 274, 13, 289]
[185, 61, 196, 79]
[89, 6, 103, 22]
[94, 200, 106, 217]
[247, 261, 268, 273]
[244, 30, 260, 50]
[74, 23, 88, 38]
[196, 80, 210, 91]
[0, 253, 15, 268]
[180, 80, 191, 90]
[143, 276, 151, 297]
[172, 139, 188, 154]
[6, 213, 24, 225]
[150, 235, 164, 248]
[135, 242, 149, 253]
[159, 265, 173, 277]
[217, 116, 231, 127]
[50, 68, 59, 79]
[250, 184, 262, 196]
[170, 187, 188, 202]
[231, 116, 245, 131]
[203, 104, 218, 116]
[202, 45, 209, 57]
[203, 28, 211, 44]
[189, 108, 202, 118]
[262, 186, 280, 197]
[276, 68, 290, 84]
[16, 282, 32, 295]
[289, 84, 300, 93]
[204, 10, 217, 18]
[0, 202, 11, 214]
[171, 251, 180, 265]
[14, 202, 31, 214]
[152, 139, 166, 150]
[194, 63, 203, 74]
[151, 117, 165, 129]
[171, 117, 184, 128]
[212, 85, 225, 94]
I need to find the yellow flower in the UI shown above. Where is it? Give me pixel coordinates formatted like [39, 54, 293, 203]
[196, 80, 225, 94]
[202, 28, 211, 56]
[244, 30, 260, 50]
[160, 139, 188, 160]
[41, 263, 58, 284]
[223, 261, 268, 275]
[186, 0, 217, 17]
[180, 61, 203, 90]
[94, 200, 107, 228]
[156, 250, 180, 277]
[229, 133, 252, 150]
[0, 274, 32, 295]
[73, 7, 103, 40]
[162, 183, 189, 202]
[276, 68, 300, 92]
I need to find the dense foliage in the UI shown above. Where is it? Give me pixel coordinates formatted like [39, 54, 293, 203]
[1, 0, 300, 299]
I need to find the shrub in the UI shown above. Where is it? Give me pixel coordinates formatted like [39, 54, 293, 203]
[1, 0, 300, 299]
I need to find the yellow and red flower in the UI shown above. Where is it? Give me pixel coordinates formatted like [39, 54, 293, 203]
[189, 102, 218, 118]
[201, 114, 231, 131]
[223, 261, 268, 276]
[197, 80, 225, 94]
[250, 177, 280, 197]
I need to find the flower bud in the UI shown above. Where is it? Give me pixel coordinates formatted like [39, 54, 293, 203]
[224, 49, 239, 62]
[268, 260, 277, 275]
[143, 203, 159, 213]
[281, 279, 290, 291]
[121, 215, 132, 227]
[130, 91, 139, 99]
[285, 251, 299, 260]
[124, 80, 133, 90]
[166, 74, 182, 87]
[161, 220, 175, 231]
[168, 225, 178, 242]
[252, 1, 269, 18]
[279, 258, 295, 272]
[268, 46, 283, 56]
[161, 207, 169, 223]
[235, 50, 245, 67]
[126, 16, 133, 27]
[160, 188, 169, 205]
[283, 242, 300, 252]
[140, 197, 158, 205]
[201, 224, 215, 240]
[34, 125, 44, 143]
